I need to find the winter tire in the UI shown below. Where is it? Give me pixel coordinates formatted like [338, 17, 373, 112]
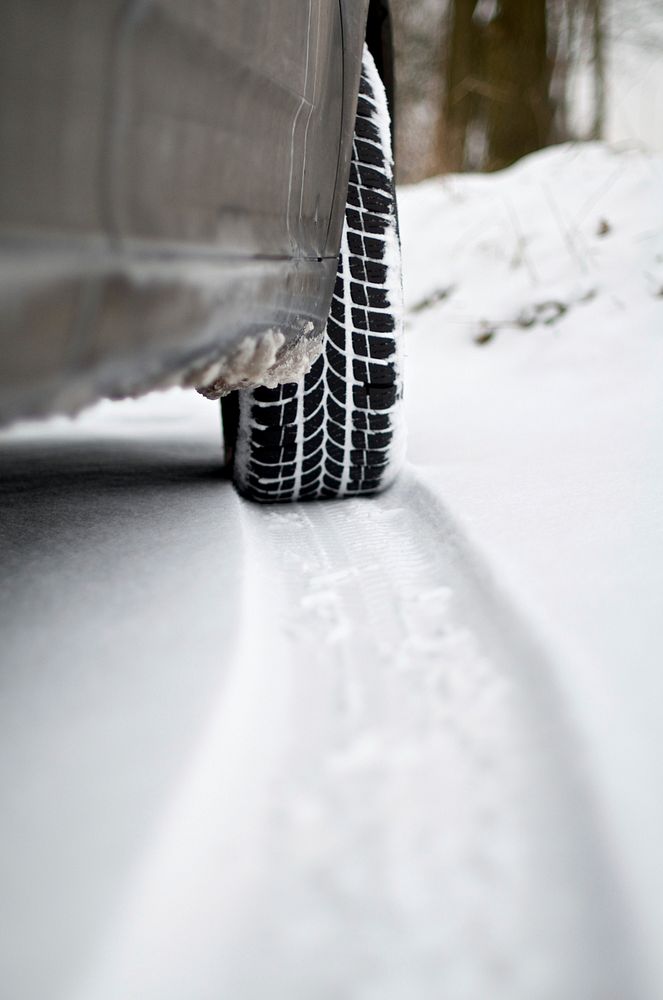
[224, 45, 405, 502]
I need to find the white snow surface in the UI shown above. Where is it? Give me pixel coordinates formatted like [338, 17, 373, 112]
[0, 142, 662, 1000]
[400, 141, 663, 998]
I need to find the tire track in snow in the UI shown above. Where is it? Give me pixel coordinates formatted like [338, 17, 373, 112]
[239, 470, 639, 1000]
[82, 469, 639, 1000]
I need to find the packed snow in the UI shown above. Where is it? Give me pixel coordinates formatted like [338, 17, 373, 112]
[1, 141, 662, 1000]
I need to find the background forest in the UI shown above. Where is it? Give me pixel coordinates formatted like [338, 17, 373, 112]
[391, 0, 663, 181]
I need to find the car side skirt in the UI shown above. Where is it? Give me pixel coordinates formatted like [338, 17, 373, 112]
[0, 235, 336, 425]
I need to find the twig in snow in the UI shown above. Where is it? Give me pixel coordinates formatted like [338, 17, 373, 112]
[474, 323, 496, 346]
[541, 181, 591, 274]
[409, 285, 455, 314]
[504, 198, 539, 286]
[472, 290, 595, 346]
[517, 301, 568, 327]
[575, 160, 626, 227]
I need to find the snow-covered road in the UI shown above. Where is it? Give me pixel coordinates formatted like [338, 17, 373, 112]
[0, 402, 636, 1000]
[1, 143, 662, 999]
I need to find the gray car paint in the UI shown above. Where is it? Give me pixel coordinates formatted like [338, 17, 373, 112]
[0, 0, 374, 423]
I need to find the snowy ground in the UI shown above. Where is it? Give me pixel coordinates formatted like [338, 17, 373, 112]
[400, 141, 663, 998]
[1, 142, 662, 1000]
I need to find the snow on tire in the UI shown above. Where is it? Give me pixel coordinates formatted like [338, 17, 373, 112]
[230, 46, 404, 503]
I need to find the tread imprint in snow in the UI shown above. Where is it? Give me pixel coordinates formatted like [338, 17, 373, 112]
[232, 47, 403, 502]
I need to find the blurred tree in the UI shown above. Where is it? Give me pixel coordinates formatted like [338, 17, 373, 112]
[437, 0, 480, 172]
[482, 0, 553, 169]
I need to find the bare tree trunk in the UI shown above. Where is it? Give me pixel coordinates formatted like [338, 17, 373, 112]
[436, 0, 479, 172]
[589, 0, 606, 139]
[484, 0, 554, 170]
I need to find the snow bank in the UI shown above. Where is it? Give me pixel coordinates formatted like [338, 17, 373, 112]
[400, 140, 663, 998]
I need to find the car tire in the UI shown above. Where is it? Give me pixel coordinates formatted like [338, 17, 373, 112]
[224, 45, 404, 502]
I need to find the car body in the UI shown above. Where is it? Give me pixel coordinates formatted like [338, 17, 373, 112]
[0, 0, 393, 424]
